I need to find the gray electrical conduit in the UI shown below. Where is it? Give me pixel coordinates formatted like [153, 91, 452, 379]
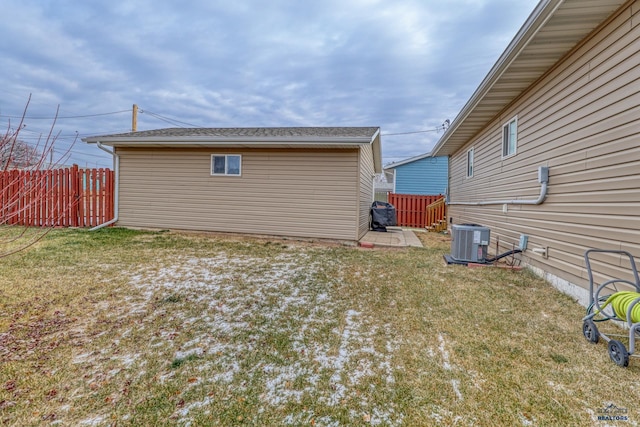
[89, 142, 119, 231]
[447, 166, 549, 206]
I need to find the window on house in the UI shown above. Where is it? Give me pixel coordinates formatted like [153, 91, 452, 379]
[211, 154, 242, 176]
[466, 148, 474, 178]
[502, 116, 517, 157]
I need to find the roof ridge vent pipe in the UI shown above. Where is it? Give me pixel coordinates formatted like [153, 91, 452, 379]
[448, 166, 549, 206]
[90, 142, 119, 231]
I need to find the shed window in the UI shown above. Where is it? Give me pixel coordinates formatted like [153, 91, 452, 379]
[466, 148, 474, 178]
[502, 116, 517, 157]
[211, 154, 242, 176]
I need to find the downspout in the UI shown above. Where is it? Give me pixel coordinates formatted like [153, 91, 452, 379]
[447, 166, 549, 206]
[392, 169, 397, 194]
[90, 142, 119, 230]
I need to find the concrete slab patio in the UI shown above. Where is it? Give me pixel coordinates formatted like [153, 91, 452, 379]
[359, 226, 423, 248]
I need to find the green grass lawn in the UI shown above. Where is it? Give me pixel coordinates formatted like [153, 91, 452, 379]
[0, 227, 639, 426]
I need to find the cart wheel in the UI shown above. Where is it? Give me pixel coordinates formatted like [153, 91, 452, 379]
[608, 340, 629, 367]
[582, 319, 599, 343]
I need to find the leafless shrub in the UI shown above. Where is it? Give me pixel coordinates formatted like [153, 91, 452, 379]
[0, 96, 76, 257]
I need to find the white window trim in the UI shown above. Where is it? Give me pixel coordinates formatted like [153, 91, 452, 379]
[211, 154, 242, 176]
[501, 116, 518, 159]
[466, 147, 474, 178]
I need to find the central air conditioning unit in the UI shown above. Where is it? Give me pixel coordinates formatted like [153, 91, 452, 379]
[448, 224, 491, 263]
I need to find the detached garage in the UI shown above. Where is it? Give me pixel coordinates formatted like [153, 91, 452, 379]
[83, 127, 382, 242]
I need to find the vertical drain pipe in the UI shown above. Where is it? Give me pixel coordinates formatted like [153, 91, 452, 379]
[90, 142, 119, 231]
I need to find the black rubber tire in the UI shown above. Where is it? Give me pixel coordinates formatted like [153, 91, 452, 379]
[582, 319, 599, 344]
[608, 340, 629, 367]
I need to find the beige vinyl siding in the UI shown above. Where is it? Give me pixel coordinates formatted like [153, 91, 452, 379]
[116, 147, 360, 241]
[448, 2, 640, 290]
[358, 143, 375, 239]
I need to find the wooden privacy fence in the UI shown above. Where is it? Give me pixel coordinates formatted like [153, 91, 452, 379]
[1, 165, 114, 228]
[387, 193, 446, 229]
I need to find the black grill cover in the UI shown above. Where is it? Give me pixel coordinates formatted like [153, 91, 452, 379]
[370, 201, 397, 231]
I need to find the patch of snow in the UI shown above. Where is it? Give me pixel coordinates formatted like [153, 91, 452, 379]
[325, 310, 360, 405]
[438, 334, 464, 402]
[111, 354, 139, 368]
[371, 407, 404, 426]
[158, 371, 175, 383]
[452, 379, 463, 401]
[113, 249, 404, 425]
[212, 360, 240, 384]
[438, 334, 451, 370]
[519, 413, 534, 426]
[177, 396, 213, 418]
[72, 352, 94, 364]
[79, 415, 106, 426]
[175, 347, 204, 360]
[262, 363, 316, 405]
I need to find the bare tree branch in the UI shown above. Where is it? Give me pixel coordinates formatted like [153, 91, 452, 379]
[0, 96, 78, 257]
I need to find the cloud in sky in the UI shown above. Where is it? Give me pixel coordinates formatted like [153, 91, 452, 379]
[0, 0, 539, 168]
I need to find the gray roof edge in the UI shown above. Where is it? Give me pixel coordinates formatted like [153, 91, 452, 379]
[82, 127, 381, 145]
[82, 136, 375, 145]
[431, 0, 561, 156]
[384, 152, 444, 169]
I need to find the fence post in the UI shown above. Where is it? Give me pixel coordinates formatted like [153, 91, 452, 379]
[92, 168, 98, 227]
[70, 165, 79, 227]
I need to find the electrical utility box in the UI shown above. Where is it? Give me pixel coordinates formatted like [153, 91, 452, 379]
[450, 224, 491, 263]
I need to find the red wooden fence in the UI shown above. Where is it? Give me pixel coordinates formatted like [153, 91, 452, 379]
[0, 165, 114, 228]
[388, 193, 444, 228]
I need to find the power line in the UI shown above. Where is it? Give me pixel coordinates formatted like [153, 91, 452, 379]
[0, 110, 130, 120]
[9, 127, 131, 139]
[382, 128, 443, 136]
[140, 109, 202, 128]
[382, 120, 450, 136]
[382, 129, 438, 136]
[4, 103, 447, 141]
[5, 139, 105, 159]
[4, 130, 120, 161]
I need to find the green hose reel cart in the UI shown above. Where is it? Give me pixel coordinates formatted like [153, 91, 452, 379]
[582, 249, 640, 367]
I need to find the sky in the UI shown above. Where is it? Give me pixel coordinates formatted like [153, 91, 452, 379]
[0, 0, 539, 169]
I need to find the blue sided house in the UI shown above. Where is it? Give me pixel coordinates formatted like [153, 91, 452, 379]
[384, 154, 448, 195]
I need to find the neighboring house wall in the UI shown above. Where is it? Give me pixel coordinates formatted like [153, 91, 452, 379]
[116, 147, 362, 241]
[389, 156, 448, 195]
[448, 3, 640, 296]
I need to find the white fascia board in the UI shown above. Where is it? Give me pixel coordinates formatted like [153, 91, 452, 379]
[371, 129, 383, 173]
